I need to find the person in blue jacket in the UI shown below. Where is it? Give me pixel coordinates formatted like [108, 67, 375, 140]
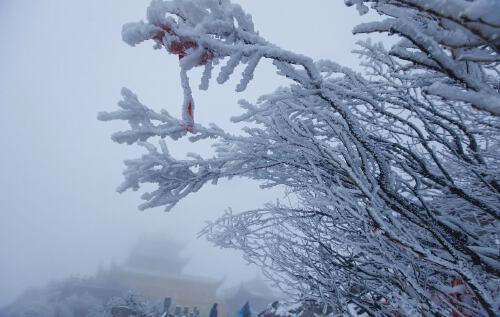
[209, 303, 218, 317]
[238, 301, 251, 317]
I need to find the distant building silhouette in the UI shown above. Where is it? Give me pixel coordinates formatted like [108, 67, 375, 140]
[99, 234, 222, 316]
[2, 234, 282, 317]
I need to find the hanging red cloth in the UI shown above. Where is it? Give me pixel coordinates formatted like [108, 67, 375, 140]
[448, 278, 473, 317]
[153, 25, 213, 132]
[186, 100, 194, 132]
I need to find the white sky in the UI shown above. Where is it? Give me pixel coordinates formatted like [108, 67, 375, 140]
[0, 0, 381, 307]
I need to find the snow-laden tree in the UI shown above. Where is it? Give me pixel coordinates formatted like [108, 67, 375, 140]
[99, 0, 500, 316]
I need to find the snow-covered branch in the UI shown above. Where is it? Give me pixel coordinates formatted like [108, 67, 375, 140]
[100, 1, 500, 316]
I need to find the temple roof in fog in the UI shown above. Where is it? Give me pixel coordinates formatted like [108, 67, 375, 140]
[124, 233, 190, 275]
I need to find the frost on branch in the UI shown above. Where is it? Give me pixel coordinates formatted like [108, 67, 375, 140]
[98, 87, 188, 143]
[101, 0, 500, 316]
[121, 0, 257, 130]
[352, 0, 500, 116]
[118, 0, 319, 130]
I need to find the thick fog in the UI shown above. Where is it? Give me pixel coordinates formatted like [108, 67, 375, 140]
[0, 0, 376, 307]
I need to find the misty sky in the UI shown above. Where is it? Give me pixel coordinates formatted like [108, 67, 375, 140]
[0, 0, 380, 307]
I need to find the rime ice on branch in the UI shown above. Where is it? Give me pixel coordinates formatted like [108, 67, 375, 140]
[100, 1, 500, 316]
[121, 0, 253, 131]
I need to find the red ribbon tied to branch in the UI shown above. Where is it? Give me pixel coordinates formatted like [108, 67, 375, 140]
[153, 25, 213, 132]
